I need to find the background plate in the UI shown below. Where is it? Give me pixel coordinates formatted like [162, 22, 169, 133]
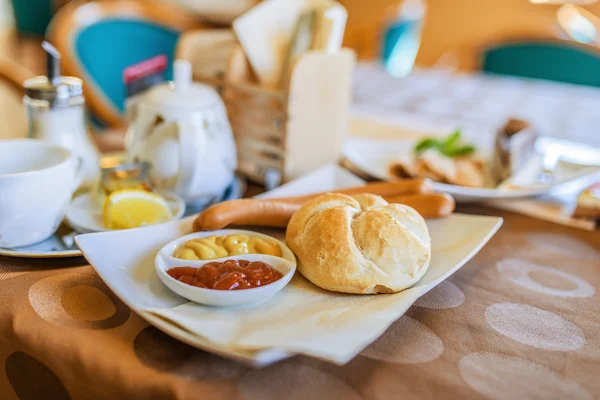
[343, 136, 600, 202]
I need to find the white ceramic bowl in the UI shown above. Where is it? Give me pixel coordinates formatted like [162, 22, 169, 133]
[155, 229, 297, 307]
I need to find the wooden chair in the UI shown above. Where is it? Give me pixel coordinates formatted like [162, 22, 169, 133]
[47, 0, 207, 128]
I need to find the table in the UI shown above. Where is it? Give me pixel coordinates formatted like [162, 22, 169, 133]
[1, 33, 599, 400]
[352, 63, 600, 148]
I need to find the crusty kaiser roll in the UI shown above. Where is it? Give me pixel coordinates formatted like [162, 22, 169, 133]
[286, 193, 431, 294]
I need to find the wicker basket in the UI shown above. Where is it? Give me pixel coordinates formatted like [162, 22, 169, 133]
[195, 49, 355, 188]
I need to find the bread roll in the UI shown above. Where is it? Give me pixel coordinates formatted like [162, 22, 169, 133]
[286, 193, 431, 294]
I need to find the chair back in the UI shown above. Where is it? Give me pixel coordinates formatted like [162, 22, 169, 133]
[482, 40, 600, 87]
[48, 1, 204, 127]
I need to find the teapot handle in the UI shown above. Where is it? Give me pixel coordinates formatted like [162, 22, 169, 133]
[175, 117, 207, 197]
[70, 156, 85, 194]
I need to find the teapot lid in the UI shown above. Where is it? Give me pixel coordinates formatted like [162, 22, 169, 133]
[144, 60, 221, 109]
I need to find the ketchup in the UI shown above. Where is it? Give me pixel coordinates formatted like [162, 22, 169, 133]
[166, 259, 283, 290]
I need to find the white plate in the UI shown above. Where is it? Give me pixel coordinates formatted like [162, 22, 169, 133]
[343, 136, 600, 202]
[66, 192, 186, 233]
[0, 226, 80, 258]
[155, 229, 297, 306]
[75, 164, 502, 366]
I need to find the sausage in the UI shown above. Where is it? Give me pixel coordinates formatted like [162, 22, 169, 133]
[194, 179, 433, 231]
[193, 199, 301, 231]
[336, 179, 433, 197]
[384, 193, 456, 219]
[252, 179, 434, 204]
[194, 190, 454, 231]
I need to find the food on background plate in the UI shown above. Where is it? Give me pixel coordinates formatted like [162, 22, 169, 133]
[489, 118, 537, 184]
[286, 193, 431, 294]
[166, 259, 283, 290]
[103, 189, 172, 229]
[573, 181, 600, 220]
[389, 130, 486, 188]
[193, 179, 454, 231]
[173, 233, 282, 260]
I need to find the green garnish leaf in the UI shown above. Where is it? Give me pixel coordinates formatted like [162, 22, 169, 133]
[443, 144, 475, 157]
[414, 138, 441, 154]
[414, 129, 476, 158]
[442, 130, 461, 149]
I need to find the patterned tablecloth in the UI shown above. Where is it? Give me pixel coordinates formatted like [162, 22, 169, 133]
[0, 204, 598, 400]
[1, 66, 600, 399]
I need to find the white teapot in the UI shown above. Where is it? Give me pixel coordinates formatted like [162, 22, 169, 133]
[126, 60, 237, 205]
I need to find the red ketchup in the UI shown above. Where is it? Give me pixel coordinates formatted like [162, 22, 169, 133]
[166, 259, 283, 290]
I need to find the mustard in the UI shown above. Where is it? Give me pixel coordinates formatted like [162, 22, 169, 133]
[173, 234, 282, 260]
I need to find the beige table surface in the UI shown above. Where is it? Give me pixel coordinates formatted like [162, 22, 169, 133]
[0, 31, 599, 400]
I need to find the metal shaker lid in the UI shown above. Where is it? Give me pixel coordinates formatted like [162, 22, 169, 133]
[24, 41, 83, 106]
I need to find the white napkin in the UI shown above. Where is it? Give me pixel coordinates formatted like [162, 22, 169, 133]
[146, 273, 422, 364]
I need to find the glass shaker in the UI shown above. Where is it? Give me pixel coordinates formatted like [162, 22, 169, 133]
[23, 41, 100, 193]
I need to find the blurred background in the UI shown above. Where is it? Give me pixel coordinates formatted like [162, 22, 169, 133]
[1, 0, 600, 167]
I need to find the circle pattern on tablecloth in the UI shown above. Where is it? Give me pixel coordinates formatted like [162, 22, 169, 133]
[361, 316, 444, 364]
[459, 352, 592, 400]
[497, 259, 595, 298]
[414, 281, 465, 309]
[134, 326, 247, 380]
[238, 363, 362, 400]
[485, 303, 585, 351]
[29, 273, 130, 329]
[62, 285, 117, 321]
[5, 352, 71, 400]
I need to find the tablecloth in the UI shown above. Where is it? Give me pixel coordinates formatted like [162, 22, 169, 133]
[0, 205, 598, 400]
[352, 63, 600, 148]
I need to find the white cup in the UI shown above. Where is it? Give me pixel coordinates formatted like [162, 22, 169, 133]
[0, 139, 81, 248]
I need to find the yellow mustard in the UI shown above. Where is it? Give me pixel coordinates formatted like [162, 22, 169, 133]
[173, 234, 282, 260]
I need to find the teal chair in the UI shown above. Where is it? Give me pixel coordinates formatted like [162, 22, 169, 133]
[48, 0, 205, 128]
[481, 40, 600, 87]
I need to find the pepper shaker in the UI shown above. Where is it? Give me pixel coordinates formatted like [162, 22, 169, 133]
[23, 41, 100, 192]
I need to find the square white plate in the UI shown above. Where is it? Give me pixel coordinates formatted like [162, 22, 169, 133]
[75, 164, 502, 366]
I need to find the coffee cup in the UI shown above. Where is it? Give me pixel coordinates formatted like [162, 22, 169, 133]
[0, 139, 81, 248]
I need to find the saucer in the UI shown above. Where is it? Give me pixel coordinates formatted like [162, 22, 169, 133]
[0, 178, 244, 259]
[66, 192, 186, 234]
[0, 223, 81, 258]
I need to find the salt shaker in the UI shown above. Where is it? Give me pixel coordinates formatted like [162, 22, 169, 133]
[24, 41, 100, 192]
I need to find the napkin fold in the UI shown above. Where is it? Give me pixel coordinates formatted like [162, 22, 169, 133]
[485, 175, 600, 231]
[145, 274, 423, 364]
[487, 161, 600, 231]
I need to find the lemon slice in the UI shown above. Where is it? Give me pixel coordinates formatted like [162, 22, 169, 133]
[103, 189, 172, 229]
